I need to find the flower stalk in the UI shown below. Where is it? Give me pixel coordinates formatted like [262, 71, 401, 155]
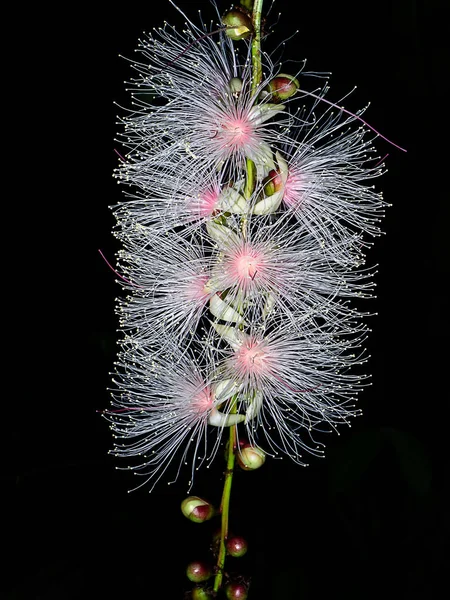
[213, 402, 238, 592]
[213, 2, 264, 590]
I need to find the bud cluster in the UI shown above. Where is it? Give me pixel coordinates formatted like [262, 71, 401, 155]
[181, 497, 251, 599]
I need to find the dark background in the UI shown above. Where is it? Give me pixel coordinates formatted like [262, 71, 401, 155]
[6, 1, 447, 598]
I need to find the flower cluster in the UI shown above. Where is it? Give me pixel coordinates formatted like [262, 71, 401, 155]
[105, 1, 390, 493]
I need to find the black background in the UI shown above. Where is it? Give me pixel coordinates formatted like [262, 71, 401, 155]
[5, 1, 447, 598]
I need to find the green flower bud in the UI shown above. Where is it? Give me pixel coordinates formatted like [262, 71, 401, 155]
[226, 535, 248, 558]
[237, 445, 266, 471]
[186, 561, 212, 583]
[222, 8, 253, 40]
[181, 496, 215, 523]
[191, 585, 214, 600]
[267, 74, 300, 102]
[228, 77, 243, 96]
[264, 169, 285, 197]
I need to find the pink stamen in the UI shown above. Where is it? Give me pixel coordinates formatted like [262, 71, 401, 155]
[98, 249, 144, 288]
[375, 153, 389, 167]
[114, 148, 126, 162]
[305, 90, 407, 153]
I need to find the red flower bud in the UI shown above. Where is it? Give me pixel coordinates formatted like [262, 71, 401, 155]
[237, 445, 266, 471]
[186, 561, 212, 583]
[264, 169, 285, 196]
[267, 74, 300, 102]
[226, 535, 248, 558]
[181, 496, 215, 523]
[225, 581, 249, 599]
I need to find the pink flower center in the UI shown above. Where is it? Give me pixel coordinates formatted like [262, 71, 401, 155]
[226, 245, 265, 289]
[191, 187, 220, 219]
[184, 273, 210, 302]
[216, 116, 253, 152]
[283, 171, 304, 208]
[192, 387, 214, 415]
[234, 337, 272, 378]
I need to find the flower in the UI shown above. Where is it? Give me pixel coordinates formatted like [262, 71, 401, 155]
[278, 98, 389, 262]
[114, 232, 214, 352]
[114, 13, 294, 189]
[207, 313, 367, 463]
[112, 165, 226, 238]
[104, 344, 244, 492]
[205, 210, 375, 329]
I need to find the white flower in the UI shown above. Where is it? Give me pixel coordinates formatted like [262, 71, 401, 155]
[104, 345, 243, 492]
[114, 17, 293, 189]
[208, 314, 367, 464]
[279, 98, 388, 262]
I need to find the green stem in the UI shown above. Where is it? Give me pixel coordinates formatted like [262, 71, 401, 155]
[244, 0, 264, 203]
[213, 408, 238, 593]
[250, 0, 263, 97]
[213, 2, 264, 594]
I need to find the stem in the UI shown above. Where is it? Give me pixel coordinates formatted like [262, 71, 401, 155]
[213, 2, 264, 594]
[213, 406, 238, 593]
[250, 0, 263, 97]
[244, 0, 264, 202]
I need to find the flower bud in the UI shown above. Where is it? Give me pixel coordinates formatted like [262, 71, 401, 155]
[226, 535, 248, 558]
[222, 9, 253, 40]
[225, 581, 249, 600]
[267, 74, 300, 102]
[181, 496, 215, 523]
[237, 445, 266, 471]
[186, 561, 212, 583]
[228, 77, 243, 96]
[191, 585, 214, 600]
[263, 169, 285, 197]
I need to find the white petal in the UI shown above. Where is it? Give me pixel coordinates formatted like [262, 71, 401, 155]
[275, 150, 289, 185]
[244, 391, 264, 423]
[217, 188, 248, 214]
[212, 379, 241, 401]
[208, 408, 245, 427]
[206, 221, 242, 248]
[262, 292, 277, 319]
[249, 103, 286, 125]
[210, 294, 245, 324]
[252, 190, 284, 215]
[210, 323, 242, 349]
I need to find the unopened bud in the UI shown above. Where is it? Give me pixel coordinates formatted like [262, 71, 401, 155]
[263, 169, 284, 196]
[225, 581, 249, 600]
[181, 496, 215, 523]
[191, 585, 214, 600]
[222, 9, 253, 40]
[228, 77, 243, 96]
[226, 535, 248, 558]
[237, 445, 266, 471]
[267, 74, 300, 102]
[186, 561, 212, 583]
